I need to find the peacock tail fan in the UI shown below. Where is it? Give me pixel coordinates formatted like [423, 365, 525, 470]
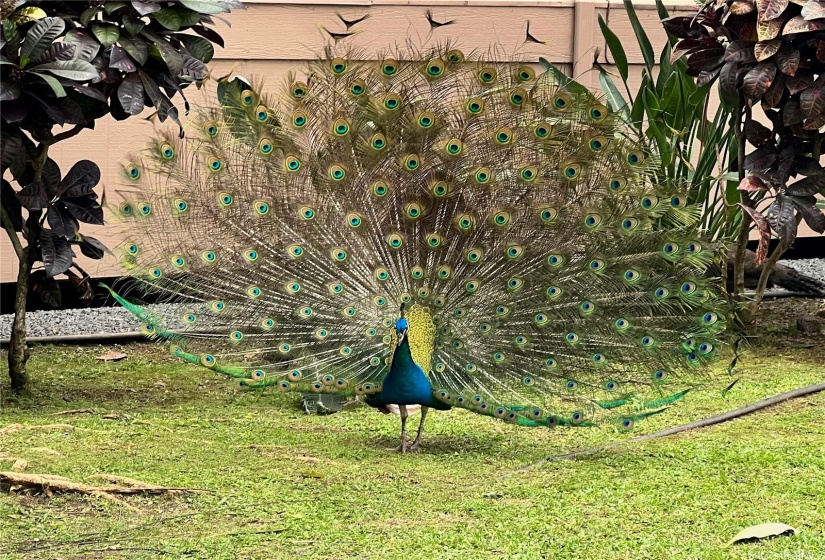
[111, 43, 730, 431]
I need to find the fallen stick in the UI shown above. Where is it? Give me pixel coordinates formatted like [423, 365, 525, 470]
[519, 381, 825, 471]
[0, 472, 210, 496]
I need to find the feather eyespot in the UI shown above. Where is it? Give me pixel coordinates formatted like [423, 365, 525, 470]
[125, 164, 141, 179]
[466, 97, 484, 114]
[383, 93, 401, 110]
[478, 67, 496, 83]
[290, 82, 308, 100]
[349, 80, 366, 96]
[332, 118, 350, 136]
[241, 89, 255, 106]
[386, 232, 404, 249]
[255, 105, 268, 122]
[292, 111, 307, 127]
[445, 139, 463, 155]
[330, 57, 347, 74]
[546, 286, 562, 299]
[508, 88, 527, 106]
[446, 49, 464, 63]
[516, 66, 535, 82]
[285, 156, 301, 172]
[473, 167, 493, 184]
[372, 181, 390, 197]
[328, 165, 347, 181]
[160, 143, 174, 159]
[425, 59, 445, 77]
[466, 248, 483, 263]
[381, 59, 399, 76]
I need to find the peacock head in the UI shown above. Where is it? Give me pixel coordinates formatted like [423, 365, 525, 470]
[395, 304, 409, 342]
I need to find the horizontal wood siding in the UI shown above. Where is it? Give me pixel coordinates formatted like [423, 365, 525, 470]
[1, 1, 815, 283]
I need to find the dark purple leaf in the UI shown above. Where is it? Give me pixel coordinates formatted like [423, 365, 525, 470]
[775, 47, 800, 76]
[63, 200, 104, 225]
[75, 234, 109, 259]
[109, 45, 137, 72]
[767, 195, 798, 244]
[744, 120, 774, 147]
[797, 158, 825, 176]
[39, 229, 73, 277]
[47, 205, 78, 237]
[786, 73, 813, 94]
[739, 204, 771, 265]
[786, 175, 825, 195]
[58, 160, 100, 198]
[62, 30, 100, 62]
[799, 75, 825, 120]
[1, 81, 22, 102]
[1, 129, 23, 171]
[17, 182, 49, 210]
[180, 56, 208, 82]
[724, 40, 757, 63]
[719, 62, 742, 94]
[743, 147, 778, 172]
[662, 16, 708, 39]
[743, 62, 777, 100]
[191, 24, 224, 47]
[138, 69, 162, 108]
[118, 73, 145, 115]
[32, 42, 77, 65]
[1, 179, 23, 231]
[783, 100, 804, 125]
[790, 197, 825, 232]
[42, 158, 62, 197]
[686, 48, 726, 73]
[763, 72, 786, 108]
[72, 84, 108, 103]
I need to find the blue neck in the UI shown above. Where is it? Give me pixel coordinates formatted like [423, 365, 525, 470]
[366, 336, 450, 410]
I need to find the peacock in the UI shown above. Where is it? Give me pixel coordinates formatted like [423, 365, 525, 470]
[109, 39, 730, 452]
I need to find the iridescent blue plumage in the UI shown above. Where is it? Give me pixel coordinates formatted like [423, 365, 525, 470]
[111, 39, 730, 451]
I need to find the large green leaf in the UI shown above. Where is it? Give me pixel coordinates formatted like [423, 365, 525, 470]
[20, 17, 64, 67]
[179, 0, 231, 15]
[35, 60, 99, 82]
[178, 34, 214, 63]
[118, 36, 149, 65]
[538, 58, 590, 97]
[31, 72, 67, 97]
[155, 9, 183, 31]
[623, 0, 655, 72]
[597, 13, 628, 81]
[91, 23, 120, 48]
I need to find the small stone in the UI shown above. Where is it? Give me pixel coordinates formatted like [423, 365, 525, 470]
[797, 316, 822, 334]
[815, 304, 825, 319]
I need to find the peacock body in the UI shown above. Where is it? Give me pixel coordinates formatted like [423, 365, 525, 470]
[111, 39, 729, 451]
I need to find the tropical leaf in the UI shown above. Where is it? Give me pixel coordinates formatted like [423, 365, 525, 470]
[36, 60, 99, 81]
[39, 229, 73, 277]
[20, 17, 64, 66]
[58, 160, 100, 198]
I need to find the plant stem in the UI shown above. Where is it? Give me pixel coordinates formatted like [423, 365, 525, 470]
[6, 140, 49, 396]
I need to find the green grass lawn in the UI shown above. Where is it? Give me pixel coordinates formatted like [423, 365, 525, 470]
[1, 298, 823, 560]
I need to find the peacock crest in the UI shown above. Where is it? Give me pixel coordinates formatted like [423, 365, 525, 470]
[110, 38, 730, 450]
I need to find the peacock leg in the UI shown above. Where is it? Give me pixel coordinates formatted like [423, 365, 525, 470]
[394, 405, 409, 453]
[408, 406, 429, 451]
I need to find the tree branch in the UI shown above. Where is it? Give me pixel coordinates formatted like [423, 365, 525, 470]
[49, 124, 86, 145]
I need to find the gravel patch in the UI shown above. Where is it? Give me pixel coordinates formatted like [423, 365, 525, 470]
[778, 257, 825, 280]
[2, 258, 823, 340]
[0, 303, 188, 339]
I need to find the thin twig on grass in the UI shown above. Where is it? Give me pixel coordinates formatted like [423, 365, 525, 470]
[519, 382, 825, 471]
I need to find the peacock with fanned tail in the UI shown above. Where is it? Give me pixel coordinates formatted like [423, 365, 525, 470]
[109, 41, 729, 451]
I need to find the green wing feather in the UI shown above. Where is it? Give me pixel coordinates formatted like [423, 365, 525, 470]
[111, 43, 729, 429]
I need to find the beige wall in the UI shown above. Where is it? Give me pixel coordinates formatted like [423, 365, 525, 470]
[0, 1, 815, 283]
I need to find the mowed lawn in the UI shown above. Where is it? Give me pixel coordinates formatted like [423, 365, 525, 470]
[1, 298, 823, 560]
